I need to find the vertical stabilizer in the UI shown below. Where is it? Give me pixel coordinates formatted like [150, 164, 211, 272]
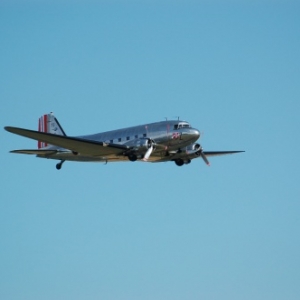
[38, 113, 66, 148]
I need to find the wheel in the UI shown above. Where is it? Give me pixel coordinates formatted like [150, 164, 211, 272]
[128, 154, 137, 162]
[56, 160, 65, 170]
[175, 159, 184, 166]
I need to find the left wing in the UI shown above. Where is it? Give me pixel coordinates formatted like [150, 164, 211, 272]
[198, 150, 244, 166]
[155, 149, 244, 166]
[10, 149, 58, 155]
[204, 151, 245, 157]
[4, 126, 128, 156]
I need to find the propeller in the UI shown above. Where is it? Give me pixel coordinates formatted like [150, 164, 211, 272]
[198, 145, 210, 166]
[142, 139, 155, 161]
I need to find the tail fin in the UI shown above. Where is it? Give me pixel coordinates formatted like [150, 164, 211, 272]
[38, 113, 66, 148]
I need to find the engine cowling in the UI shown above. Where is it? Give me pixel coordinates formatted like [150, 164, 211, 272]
[184, 143, 202, 158]
[186, 143, 201, 152]
[184, 143, 210, 165]
[124, 138, 155, 161]
[125, 138, 153, 150]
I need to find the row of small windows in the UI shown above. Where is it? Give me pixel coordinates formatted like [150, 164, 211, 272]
[109, 133, 147, 144]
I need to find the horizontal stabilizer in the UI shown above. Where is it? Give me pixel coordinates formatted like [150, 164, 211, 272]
[204, 151, 245, 157]
[5, 126, 128, 156]
[10, 149, 58, 155]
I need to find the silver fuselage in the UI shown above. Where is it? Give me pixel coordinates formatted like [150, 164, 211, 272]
[48, 120, 200, 163]
[84, 120, 199, 149]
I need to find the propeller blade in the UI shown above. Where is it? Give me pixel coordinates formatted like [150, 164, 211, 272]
[200, 151, 210, 166]
[143, 145, 153, 161]
[198, 145, 210, 166]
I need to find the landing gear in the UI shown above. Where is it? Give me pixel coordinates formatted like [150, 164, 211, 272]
[128, 154, 137, 162]
[174, 159, 191, 166]
[56, 160, 65, 170]
[175, 159, 184, 167]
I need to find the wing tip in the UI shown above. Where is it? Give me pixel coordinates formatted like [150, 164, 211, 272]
[4, 126, 23, 134]
[4, 126, 12, 132]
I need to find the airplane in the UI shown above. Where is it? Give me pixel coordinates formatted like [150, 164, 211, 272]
[4, 112, 244, 170]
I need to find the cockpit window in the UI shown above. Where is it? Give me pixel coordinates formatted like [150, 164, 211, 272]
[181, 124, 190, 128]
[174, 122, 190, 129]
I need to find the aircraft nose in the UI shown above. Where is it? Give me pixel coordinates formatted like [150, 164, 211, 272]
[180, 128, 200, 141]
[192, 129, 200, 139]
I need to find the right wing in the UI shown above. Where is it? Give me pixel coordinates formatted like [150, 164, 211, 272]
[5, 126, 128, 156]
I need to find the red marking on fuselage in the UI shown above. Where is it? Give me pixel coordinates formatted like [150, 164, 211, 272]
[172, 132, 180, 139]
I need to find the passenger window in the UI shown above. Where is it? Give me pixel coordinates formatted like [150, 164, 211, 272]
[118, 138, 121, 142]
[143, 133, 147, 137]
[135, 135, 138, 139]
[126, 136, 130, 141]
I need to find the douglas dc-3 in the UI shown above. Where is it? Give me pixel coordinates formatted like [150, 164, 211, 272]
[4, 113, 244, 170]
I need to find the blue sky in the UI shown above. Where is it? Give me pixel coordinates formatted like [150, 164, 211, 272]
[1, 1, 299, 299]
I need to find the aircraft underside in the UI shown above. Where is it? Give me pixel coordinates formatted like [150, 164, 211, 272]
[36, 149, 194, 166]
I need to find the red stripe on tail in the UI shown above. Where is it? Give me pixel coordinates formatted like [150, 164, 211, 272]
[38, 115, 48, 148]
[43, 115, 48, 147]
[38, 117, 41, 148]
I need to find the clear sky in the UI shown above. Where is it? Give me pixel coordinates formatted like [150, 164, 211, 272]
[1, 1, 299, 299]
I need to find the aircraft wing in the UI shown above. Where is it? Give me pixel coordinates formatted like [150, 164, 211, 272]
[203, 151, 244, 157]
[5, 126, 128, 156]
[10, 149, 58, 155]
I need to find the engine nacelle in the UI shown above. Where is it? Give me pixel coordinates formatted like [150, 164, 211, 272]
[185, 143, 201, 151]
[124, 138, 152, 151]
[124, 138, 155, 162]
[184, 143, 202, 158]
